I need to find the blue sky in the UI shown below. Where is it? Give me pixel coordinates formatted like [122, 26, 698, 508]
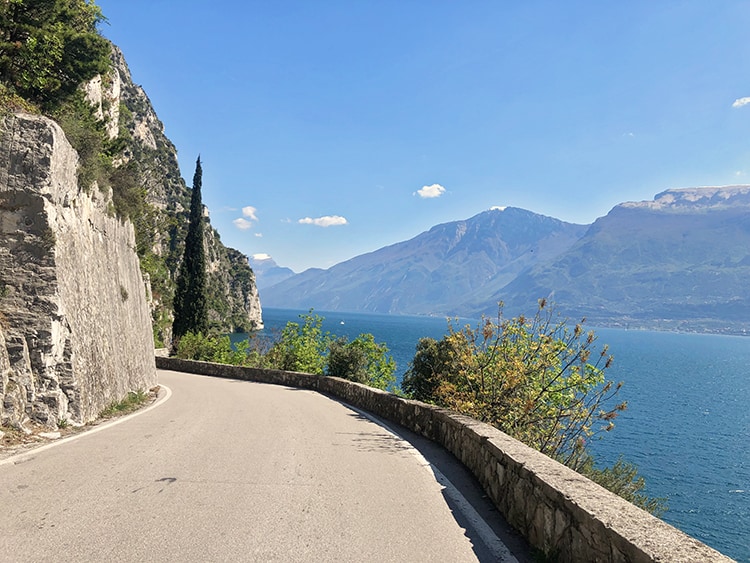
[96, 1, 750, 272]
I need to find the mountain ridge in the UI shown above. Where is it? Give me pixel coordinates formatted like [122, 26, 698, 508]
[263, 186, 750, 335]
[261, 207, 588, 316]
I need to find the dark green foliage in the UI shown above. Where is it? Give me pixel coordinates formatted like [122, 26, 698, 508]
[403, 336, 463, 402]
[109, 160, 147, 224]
[50, 89, 108, 189]
[327, 334, 396, 390]
[172, 157, 208, 339]
[0, 0, 110, 110]
[581, 456, 667, 516]
[265, 310, 331, 374]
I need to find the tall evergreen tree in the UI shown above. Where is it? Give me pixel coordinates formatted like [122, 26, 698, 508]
[172, 156, 208, 340]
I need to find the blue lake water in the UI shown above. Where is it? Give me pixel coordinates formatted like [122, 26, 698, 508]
[251, 307, 750, 561]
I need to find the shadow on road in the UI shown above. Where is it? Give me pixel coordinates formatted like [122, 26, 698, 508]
[339, 405, 533, 563]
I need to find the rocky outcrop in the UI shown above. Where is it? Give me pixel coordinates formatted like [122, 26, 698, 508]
[103, 46, 263, 341]
[0, 113, 157, 428]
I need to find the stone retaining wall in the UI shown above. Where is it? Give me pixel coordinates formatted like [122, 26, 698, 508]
[156, 356, 734, 563]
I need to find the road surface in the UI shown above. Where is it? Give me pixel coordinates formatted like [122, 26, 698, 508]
[0, 370, 527, 562]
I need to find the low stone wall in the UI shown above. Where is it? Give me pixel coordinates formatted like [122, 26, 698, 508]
[156, 356, 734, 563]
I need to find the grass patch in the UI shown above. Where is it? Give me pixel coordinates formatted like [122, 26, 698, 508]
[99, 389, 151, 418]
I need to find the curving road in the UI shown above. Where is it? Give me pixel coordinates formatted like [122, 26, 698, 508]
[0, 370, 526, 562]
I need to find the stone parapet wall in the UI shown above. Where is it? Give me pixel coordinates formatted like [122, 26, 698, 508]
[156, 356, 734, 562]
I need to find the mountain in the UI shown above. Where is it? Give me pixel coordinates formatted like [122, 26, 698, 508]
[262, 186, 750, 334]
[491, 186, 750, 333]
[249, 254, 296, 290]
[261, 207, 589, 315]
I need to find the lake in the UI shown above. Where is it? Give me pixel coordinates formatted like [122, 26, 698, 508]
[249, 307, 750, 562]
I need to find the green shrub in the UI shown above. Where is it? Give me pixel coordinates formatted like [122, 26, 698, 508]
[0, 0, 111, 110]
[327, 334, 396, 391]
[265, 310, 331, 374]
[174, 331, 268, 368]
[402, 300, 664, 514]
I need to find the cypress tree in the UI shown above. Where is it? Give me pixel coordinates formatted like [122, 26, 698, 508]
[172, 156, 208, 340]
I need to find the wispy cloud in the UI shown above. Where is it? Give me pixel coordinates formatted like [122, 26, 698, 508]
[252, 253, 272, 260]
[254, 232, 263, 237]
[732, 97, 750, 108]
[414, 183, 446, 198]
[298, 215, 348, 227]
[233, 218, 253, 230]
[242, 206, 259, 221]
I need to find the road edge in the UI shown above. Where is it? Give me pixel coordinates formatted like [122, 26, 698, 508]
[0, 384, 172, 468]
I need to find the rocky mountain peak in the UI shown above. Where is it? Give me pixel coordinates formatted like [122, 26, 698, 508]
[619, 185, 750, 213]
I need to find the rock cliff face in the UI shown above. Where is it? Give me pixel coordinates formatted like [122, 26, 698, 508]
[0, 113, 157, 427]
[105, 47, 263, 342]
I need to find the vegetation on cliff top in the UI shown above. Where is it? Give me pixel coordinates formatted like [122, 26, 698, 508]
[0, 0, 110, 110]
[0, 0, 147, 222]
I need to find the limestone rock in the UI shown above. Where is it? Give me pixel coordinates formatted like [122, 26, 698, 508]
[0, 113, 157, 427]
[107, 46, 263, 340]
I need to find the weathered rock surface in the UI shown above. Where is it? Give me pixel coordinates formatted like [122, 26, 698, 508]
[0, 113, 157, 427]
[105, 46, 263, 340]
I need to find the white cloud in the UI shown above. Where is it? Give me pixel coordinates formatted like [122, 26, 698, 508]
[298, 215, 348, 227]
[254, 232, 263, 237]
[242, 206, 259, 221]
[415, 183, 446, 198]
[732, 97, 750, 108]
[490, 206, 507, 211]
[233, 218, 253, 230]
[252, 253, 272, 261]
[232, 205, 259, 230]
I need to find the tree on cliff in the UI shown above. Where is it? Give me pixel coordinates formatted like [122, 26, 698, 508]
[0, 0, 111, 109]
[172, 157, 208, 340]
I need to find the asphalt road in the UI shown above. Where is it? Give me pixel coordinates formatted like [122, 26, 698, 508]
[0, 370, 527, 562]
